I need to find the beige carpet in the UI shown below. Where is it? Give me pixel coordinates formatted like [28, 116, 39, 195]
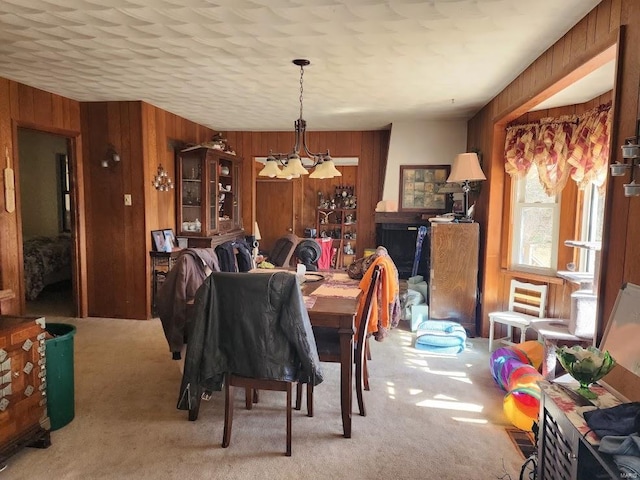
[6, 316, 527, 480]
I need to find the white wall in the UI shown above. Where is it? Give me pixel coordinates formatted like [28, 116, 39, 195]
[382, 120, 468, 204]
[18, 130, 67, 238]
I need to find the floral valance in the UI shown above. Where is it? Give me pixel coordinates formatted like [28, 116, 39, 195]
[504, 103, 612, 194]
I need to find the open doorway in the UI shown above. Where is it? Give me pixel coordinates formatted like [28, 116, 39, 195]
[18, 128, 75, 317]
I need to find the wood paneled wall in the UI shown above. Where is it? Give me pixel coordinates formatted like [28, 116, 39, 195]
[80, 101, 217, 319]
[0, 79, 85, 316]
[467, 0, 639, 348]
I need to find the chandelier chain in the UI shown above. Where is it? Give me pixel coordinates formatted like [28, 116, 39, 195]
[299, 64, 304, 120]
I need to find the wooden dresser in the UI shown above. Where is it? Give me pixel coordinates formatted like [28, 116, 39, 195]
[0, 316, 50, 465]
[428, 222, 479, 336]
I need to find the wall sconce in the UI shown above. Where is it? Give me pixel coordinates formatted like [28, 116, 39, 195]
[101, 144, 121, 168]
[612, 135, 640, 196]
[152, 164, 174, 191]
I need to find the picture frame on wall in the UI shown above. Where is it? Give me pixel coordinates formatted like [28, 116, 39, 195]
[151, 230, 166, 252]
[399, 164, 451, 212]
[163, 229, 177, 249]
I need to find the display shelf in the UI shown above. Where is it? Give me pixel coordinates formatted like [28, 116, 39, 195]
[317, 207, 357, 268]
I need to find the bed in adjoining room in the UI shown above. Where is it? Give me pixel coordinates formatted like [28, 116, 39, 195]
[23, 235, 72, 301]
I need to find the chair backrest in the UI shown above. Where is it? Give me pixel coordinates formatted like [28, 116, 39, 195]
[507, 279, 548, 318]
[270, 234, 300, 267]
[356, 265, 382, 352]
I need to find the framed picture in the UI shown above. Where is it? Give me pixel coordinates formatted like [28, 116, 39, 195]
[399, 165, 451, 212]
[163, 229, 177, 249]
[151, 230, 166, 252]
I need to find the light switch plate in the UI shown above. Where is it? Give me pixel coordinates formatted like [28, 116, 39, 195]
[124, 194, 132, 206]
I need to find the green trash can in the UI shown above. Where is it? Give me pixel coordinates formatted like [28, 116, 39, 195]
[45, 323, 76, 431]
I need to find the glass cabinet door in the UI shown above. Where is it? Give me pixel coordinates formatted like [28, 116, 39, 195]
[218, 158, 235, 231]
[207, 158, 218, 234]
[180, 155, 202, 234]
[231, 163, 240, 228]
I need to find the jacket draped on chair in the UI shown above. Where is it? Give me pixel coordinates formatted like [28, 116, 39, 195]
[357, 254, 400, 341]
[157, 248, 220, 355]
[177, 271, 323, 412]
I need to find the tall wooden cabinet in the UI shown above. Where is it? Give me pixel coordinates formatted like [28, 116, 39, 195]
[429, 223, 479, 336]
[176, 146, 243, 248]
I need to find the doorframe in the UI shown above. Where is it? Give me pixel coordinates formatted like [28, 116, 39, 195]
[13, 121, 87, 318]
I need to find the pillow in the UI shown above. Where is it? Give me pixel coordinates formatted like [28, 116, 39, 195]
[415, 320, 467, 354]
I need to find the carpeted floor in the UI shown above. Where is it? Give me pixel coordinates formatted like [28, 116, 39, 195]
[5, 316, 527, 480]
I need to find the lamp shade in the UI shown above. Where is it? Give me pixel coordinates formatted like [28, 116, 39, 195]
[447, 153, 486, 183]
[258, 158, 282, 178]
[254, 221, 262, 241]
[280, 156, 309, 178]
[320, 159, 342, 178]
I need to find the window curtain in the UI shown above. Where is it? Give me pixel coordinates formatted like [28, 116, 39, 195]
[504, 103, 612, 194]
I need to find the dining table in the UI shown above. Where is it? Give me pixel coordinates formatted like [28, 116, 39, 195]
[300, 270, 361, 438]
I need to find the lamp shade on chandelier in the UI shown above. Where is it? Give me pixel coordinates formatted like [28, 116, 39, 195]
[258, 59, 341, 180]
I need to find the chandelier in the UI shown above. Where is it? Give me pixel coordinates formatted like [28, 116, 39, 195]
[258, 59, 342, 180]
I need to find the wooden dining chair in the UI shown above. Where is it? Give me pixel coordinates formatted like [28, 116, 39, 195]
[223, 374, 296, 456]
[178, 271, 323, 457]
[297, 265, 381, 417]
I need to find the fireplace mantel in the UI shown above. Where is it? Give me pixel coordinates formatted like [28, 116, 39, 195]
[374, 212, 434, 224]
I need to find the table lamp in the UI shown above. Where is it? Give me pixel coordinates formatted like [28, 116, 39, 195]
[252, 222, 262, 260]
[446, 152, 486, 222]
[437, 183, 463, 212]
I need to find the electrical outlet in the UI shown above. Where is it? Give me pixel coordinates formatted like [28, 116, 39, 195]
[124, 194, 132, 206]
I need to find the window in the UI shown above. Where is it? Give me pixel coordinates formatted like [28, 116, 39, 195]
[58, 153, 71, 233]
[578, 183, 605, 273]
[511, 167, 560, 273]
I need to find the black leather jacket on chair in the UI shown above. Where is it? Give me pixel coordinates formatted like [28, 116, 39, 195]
[177, 271, 323, 411]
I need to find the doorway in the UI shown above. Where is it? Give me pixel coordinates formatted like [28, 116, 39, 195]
[18, 128, 76, 317]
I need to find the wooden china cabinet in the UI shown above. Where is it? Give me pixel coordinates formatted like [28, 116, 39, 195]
[176, 146, 244, 248]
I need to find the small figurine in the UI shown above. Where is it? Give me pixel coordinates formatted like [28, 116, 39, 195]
[344, 242, 354, 255]
[319, 211, 331, 225]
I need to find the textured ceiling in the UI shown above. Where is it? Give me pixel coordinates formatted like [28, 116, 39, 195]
[0, 0, 604, 132]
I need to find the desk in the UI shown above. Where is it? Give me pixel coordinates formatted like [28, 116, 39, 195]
[302, 272, 360, 438]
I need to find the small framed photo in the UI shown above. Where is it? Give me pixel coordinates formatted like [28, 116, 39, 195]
[151, 230, 166, 252]
[163, 229, 177, 249]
